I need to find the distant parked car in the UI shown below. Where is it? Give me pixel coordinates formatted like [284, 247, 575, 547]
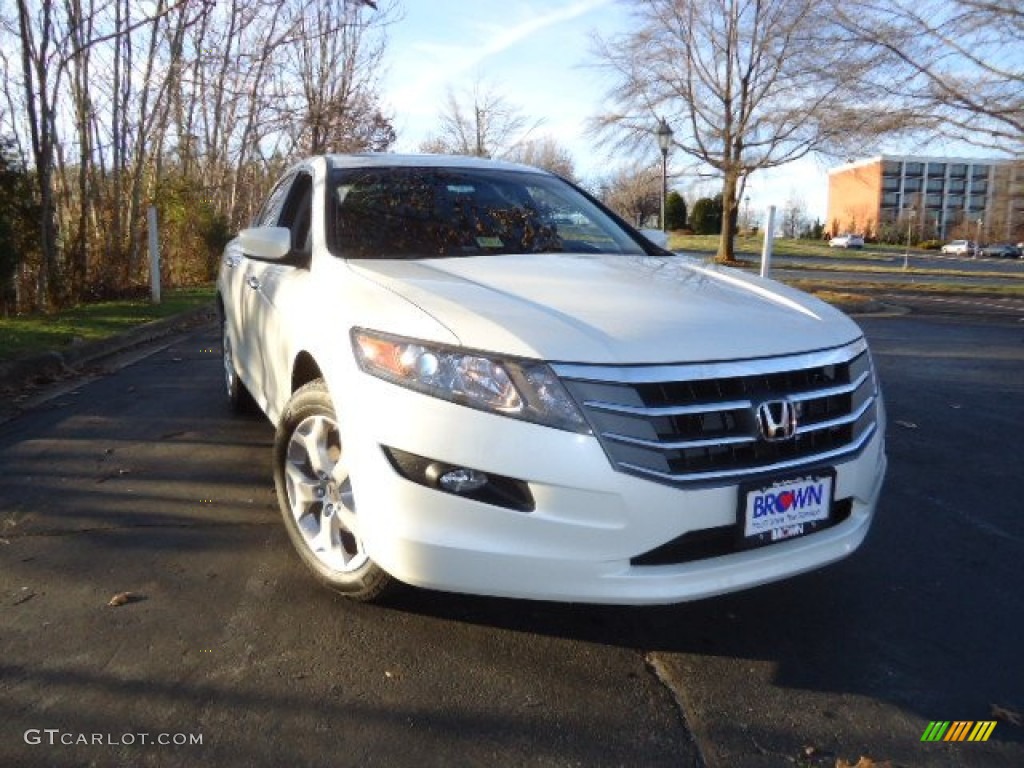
[979, 243, 1022, 259]
[940, 240, 974, 256]
[829, 233, 864, 249]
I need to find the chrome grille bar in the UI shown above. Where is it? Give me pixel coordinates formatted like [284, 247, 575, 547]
[556, 338, 878, 486]
[604, 432, 757, 451]
[583, 399, 752, 418]
[796, 396, 876, 436]
[618, 423, 878, 484]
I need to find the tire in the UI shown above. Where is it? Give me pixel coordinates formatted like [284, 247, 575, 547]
[273, 379, 395, 602]
[221, 312, 257, 414]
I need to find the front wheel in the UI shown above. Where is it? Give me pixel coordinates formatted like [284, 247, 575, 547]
[273, 379, 395, 602]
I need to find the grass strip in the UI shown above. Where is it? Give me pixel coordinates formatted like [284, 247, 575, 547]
[783, 278, 1024, 298]
[0, 285, 216, 362]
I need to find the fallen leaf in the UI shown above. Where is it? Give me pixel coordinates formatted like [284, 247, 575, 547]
[798, 744, 835, 765]
[836, 758, 892, 768]
[107, 591, 137, 607]
[992, 703, 1022, 726]
[895, 420, 917, 429]
[96, 468, 131, 484]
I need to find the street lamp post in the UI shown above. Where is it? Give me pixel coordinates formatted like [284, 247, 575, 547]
[656, 118, 673, 232]
[903, 207, 915, 270]
[975, 218, 983, 258]
[744, 195, 751, 233]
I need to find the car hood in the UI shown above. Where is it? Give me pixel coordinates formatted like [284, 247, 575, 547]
[348, 253, 862, 364]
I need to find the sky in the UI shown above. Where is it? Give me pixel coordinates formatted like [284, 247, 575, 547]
[375, 0, 1004, 226]
[377, 0, 833, 222]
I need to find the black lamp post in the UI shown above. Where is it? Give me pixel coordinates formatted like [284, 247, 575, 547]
[656, 118, 673, 231]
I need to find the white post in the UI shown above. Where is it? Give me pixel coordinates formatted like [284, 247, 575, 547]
[148, 206, 161, 304]
[760, 205, 777, 278]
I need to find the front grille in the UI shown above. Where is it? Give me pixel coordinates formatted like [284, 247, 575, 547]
[554, 339, 878, 485]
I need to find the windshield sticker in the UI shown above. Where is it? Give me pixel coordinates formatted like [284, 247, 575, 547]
[476, 236, 503, 248]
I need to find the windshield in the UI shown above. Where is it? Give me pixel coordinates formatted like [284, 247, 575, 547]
[329, 166, 649, 259]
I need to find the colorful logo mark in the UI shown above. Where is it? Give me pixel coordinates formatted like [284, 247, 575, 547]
[921, 721, 997, 742]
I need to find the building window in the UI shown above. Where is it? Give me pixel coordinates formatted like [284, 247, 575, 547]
[882, 192, 900, 207]
[883, 177, 901, 192]
[904, 162, 924, 176]
[903, 178, 922, 192]
[947, 179, 966, 193]
[926, 194, 943, 208]
[927, 179, 945, 193]
[950, 164, 967, 178]
[927, 163, 947, 177]
[970, 181, 988, 195]
[882, 161, 901, 177]
[971, 165, 989, 179]
[969, 195, 986, 210]
[946, 195, 964, 209]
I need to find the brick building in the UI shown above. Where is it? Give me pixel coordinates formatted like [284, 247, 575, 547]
[826, 155, 1024, 242]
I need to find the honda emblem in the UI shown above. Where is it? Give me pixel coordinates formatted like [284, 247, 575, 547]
[756, 399, 798, 442]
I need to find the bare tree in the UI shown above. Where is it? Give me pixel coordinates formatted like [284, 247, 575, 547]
[780, 191, 807, 239]
[285, 0, 397, 155]
[421, 80, 542, 159]
[599, 164, 661, 228]
[12, 0, 63, 307]
[506, 136, 577, 180]
[590, 0, 917, 262]
[833, 0, 1023, 154]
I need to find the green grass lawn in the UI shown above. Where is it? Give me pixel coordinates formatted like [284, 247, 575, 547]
[785, 278, 1024, 298]
[669, 233, 919, 261]
[0, 285, 216, 362]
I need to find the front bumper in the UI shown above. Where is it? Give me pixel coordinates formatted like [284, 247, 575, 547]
[341, 377, 887, 605]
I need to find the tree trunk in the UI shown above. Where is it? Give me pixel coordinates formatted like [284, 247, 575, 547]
[717, 170, 739, 263]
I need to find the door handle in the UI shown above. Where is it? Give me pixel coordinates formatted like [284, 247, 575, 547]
[246, 275, 260, 290]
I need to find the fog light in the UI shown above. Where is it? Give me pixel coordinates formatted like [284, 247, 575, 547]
[437, 468, 489, 494]
[383, 447, 535, 512]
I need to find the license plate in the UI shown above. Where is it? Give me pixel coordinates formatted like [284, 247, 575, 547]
[739, 471, 834, 547]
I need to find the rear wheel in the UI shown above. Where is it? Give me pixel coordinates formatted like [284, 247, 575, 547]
[273, 379, 395, 601]
[221, 313, 256, 413]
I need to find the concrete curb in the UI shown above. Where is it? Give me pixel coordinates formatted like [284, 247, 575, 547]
[0, 303, 217, 393]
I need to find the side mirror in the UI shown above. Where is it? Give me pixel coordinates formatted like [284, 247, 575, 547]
[639, 228, 670, 250]
[238, 226, 292, 260]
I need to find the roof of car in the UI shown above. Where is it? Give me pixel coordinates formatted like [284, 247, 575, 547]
[325, 152, 551, 175]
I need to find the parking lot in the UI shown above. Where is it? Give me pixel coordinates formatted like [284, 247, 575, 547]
[2, 310, 1022, 767]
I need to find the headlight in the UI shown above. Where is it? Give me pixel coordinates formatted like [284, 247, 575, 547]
[351, 329, 589, 433]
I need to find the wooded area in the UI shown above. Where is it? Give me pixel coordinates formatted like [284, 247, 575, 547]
[0, 0, 395, 314]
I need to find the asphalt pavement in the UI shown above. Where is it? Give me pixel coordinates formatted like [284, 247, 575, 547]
[1, 310, 1022, 767]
